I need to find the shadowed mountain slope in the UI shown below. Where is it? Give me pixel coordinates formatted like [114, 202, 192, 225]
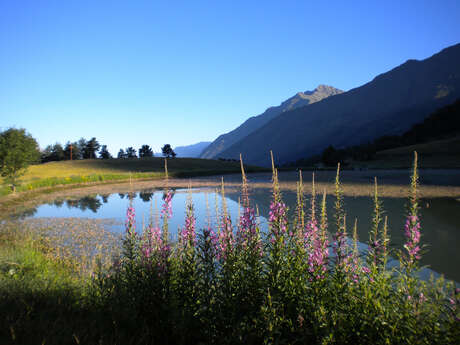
[200, 85, 343, 159]
[218, 43, 460, 166]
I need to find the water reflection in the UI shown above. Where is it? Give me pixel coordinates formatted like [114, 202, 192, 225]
[65, 196, 102, 213]
[44, 191, 181, 214]
[139, 191, 153, 202]
[101, 194, 110, 203]
[20, 188, 460, 282]
[53, 199, 65, 208]
[226, 189, 460, 282]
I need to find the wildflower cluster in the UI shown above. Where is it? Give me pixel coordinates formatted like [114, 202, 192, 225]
[268, 200, 288, 239]
[237, 206, 261, 254]
[217, 215, 233, 261]
[305, 218, 327, 279]
[142, 225, 162, 260]
[92, 152, 458, 345]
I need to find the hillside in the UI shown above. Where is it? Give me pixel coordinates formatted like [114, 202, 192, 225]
[23, 157, 264, 179]
[217, 43, 460, 166]
[200, 85, 343, 159]
[0, 158, 266, 196]
[291, 98, 460, 168]
[368, 136, 460, 169]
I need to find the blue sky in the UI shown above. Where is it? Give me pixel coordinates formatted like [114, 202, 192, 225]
[1, 0, 459, 155]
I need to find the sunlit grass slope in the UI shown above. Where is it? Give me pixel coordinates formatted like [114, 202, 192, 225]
[1, 157, 265, 196]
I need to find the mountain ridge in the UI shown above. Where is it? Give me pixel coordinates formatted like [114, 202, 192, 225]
[174, 141, 211, 158]
[200, 85, 343, 159]
[216, 43, 460, 166]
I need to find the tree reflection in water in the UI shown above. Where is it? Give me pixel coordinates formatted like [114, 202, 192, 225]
[65, 196, 103, 213]
[139, 191, 153, 202]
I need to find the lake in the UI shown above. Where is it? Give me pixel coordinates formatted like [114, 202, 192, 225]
[22, 186, 460, 283]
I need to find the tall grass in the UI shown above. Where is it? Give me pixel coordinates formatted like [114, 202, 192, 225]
[1, 153, 459, 344]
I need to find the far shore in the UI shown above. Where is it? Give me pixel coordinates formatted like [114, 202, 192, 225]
[2, 169, 459, 218]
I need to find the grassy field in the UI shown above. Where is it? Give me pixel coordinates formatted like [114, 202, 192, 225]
[0, 157, 266, 196]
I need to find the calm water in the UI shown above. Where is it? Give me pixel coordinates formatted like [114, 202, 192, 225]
[24, 187, 460, 282]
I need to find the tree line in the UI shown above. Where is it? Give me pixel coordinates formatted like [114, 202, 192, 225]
[0, 127, 180, 192]
[42, 139, 177, 162]
[41, 137, 107, 162]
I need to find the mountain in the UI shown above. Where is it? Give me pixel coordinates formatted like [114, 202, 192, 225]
[217, 43, 460, 166]
[174, 141, 211, 158]
[200, 85, 343, 159]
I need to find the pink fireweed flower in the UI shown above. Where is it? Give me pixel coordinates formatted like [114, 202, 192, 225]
[362, 266, 371, 274]
[161, 190, 173, 219]
[349, 249, 361, 284]
[122, 204, 138, 263]
[368, 239, 384, 267]
[209, 226, 219, 250]
[217, 215, 234, 261]
[305, 219, 328, 280]
[403, 215, 421, 266]
[143, 226, 163, 253]
[142, 245, 152, 260]
[361, 266, 374, 283]
[269, 200, 288, 240]
[304, 219, 318, 247]
[125, 205, 136, 236]
[141, 226, 162, 259]
[237, 206, 262, 255]
[180, 203, 196, 247]
[140, 224, 170, 275]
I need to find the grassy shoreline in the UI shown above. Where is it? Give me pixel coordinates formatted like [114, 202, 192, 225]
[0, 157, 268, 216]
[0, 157, 267, 195]
[0, 220, 119, 344]
[3, 171, 460, 221]
[2, 158, 460, 212]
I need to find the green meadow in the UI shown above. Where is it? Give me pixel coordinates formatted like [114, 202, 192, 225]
[0, 157, 266, 197]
